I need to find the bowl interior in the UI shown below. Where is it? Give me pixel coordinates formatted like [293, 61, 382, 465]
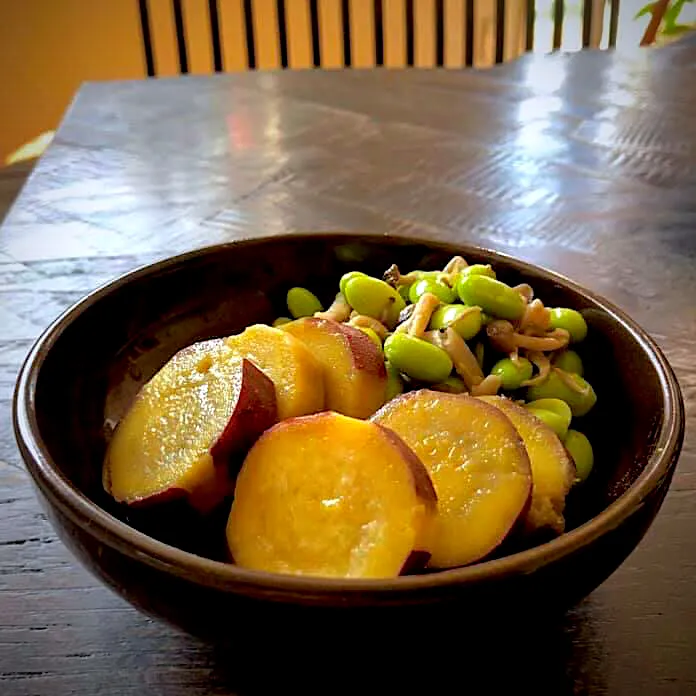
[31, 235, 666, 563]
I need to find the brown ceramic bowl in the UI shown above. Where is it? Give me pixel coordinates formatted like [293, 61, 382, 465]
[13, 234, 684, 642]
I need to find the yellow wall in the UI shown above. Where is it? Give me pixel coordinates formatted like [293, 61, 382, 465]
[0, 0, 530, 165]
[0, 0, 146, 163]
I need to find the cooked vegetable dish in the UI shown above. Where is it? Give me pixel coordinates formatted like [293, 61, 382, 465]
[103, 255, 596, 578]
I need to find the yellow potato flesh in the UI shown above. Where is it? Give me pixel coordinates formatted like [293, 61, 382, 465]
[105, 340, 242, 504]
[282, 318, 387, 419]
[372, 390, 532, 569]
[225, 324, 324, 420]
[479, 396, 575, 533]
[227, 412, 434, 578]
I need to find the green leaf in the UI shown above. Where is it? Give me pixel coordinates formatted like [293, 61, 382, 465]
[635, 2, 658, 19]
[664, 0, 696, 29]
[661, 22, 695, 35]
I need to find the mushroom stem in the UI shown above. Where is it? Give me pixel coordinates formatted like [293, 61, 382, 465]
[443, 255, 468, 274]
[521, 351, 551, 387]
[520, 299, 551, 332]
[488, 321, 569, 353]
[348, 314, 389, 339]
[471, 374, 503, 396]
[439, 256, 468, 286]
[315, 293, 352, 322]
[407, 292, 441, 338]
[383, 264, 421, 287]
[424, 327, 484, 389]
[514, 329, 570, 352]
[487, 320, 518, 353]
[513, 283, 534, 304]
[553, 366, 591, 394]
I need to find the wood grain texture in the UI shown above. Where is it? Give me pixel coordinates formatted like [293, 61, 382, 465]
[2, 35, 696, 695]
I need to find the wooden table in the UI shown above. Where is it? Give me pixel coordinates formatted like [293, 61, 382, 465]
[2, 37, 696, 695]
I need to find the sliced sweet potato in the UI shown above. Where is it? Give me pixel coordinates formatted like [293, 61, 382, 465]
[478, 396, 575, 534]
[372, 390, 531, 569]
[282, 318, 387, 419]
[227, 412, 437, 578]
[225, 324, 324, 419]
[104, 341, 277, 513]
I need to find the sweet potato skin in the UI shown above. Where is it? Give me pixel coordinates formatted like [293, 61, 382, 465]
[282, 318, 387, 419]
[225, 324, 325, 419]
[209, 358, 277, 464]
[103, 347, 277, 514]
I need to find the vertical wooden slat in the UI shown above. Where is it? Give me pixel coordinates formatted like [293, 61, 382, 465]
[318, 0, 344, 68]
[465, 0, 475, 66]
[582, 0, 592, 48]
[588, 0, 605, 48]
[350, 0, 376, 68]
[525, 0, 535, 51]
[218, 0, 249, 70]
[384, 0, 406, 68]
[406, 0, 415, 66]
[415, 0, 436, 67]
[182, 0, 215, 73]
[552, 0, 565, 51]
[341, 0, 352, 66]
[504, 0, 527, 61]
[444, 0, 465, 67]
[495, 0, 505, 63]
[473, 0, 496, 67]
[276, 0, 289, 68]
[435, 0, 445, 66]
[374, 0, 385, 66]
[285, 0, 312, 69]
[309, 0, 322, 66]
[149, 0, 181, 75]
[609, 0, 620, 48]
[138, 0, 156, 76]
[243, 0, 257, 67]
[252, 0, 281, 68]
[208, 0, 223, 70]
[172, 0, 189, 72]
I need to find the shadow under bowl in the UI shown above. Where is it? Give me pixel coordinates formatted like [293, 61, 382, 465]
[13, 234, 684, 641]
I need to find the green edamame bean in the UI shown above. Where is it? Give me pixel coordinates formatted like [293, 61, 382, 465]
[385, 361, 405, 401]
[565, 430, 594, 482]
[429, 304, 483, 341]
[357, 326, 383, 350]
[344, 275, 406, 327]
[549, 308, 588, 343]
[526, 398, 573, 425]
[384, 333, 453, 383]
[527, 408, 569, 439]
[432, 375, 467, 394]
[456, 274, 526, 321]
[272, 317, 292, 327]
[490, 357, 533, 390]
[461, 263, 496, 279]
[553, 349, 584, 376]
[287, 287, 323, 319]
[527, 371, 597, 417]
[409, 277, 456, 304]
[339, 271, 367, 296]
[398, 284, 412, 303]
[526, 399, 572, 439]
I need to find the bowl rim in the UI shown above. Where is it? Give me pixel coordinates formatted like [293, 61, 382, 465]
[13, 233, 685, 595]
